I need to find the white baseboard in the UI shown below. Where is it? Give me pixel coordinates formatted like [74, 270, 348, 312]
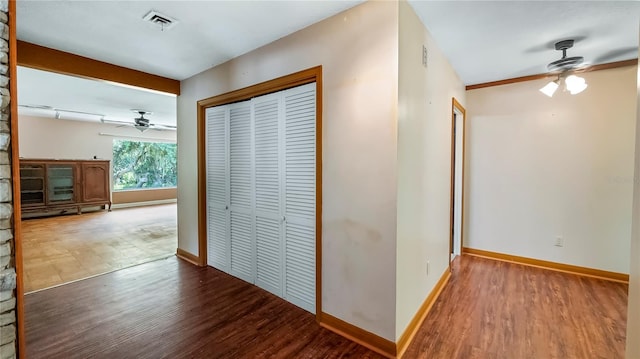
[111, 198, 177, 209]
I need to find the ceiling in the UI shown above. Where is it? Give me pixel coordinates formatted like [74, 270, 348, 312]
[16, 1, 363, 127]
[18, 66, 177, 126]
[409, 1, 639, 85]
[17, 1, 363, 81]
[15, 1, 640, 126]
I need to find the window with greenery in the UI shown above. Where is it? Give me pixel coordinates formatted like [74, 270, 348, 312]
[112, 140, 177, 191]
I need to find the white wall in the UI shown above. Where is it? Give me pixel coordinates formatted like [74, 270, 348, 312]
[177, 1, 399, 340]
[626, 52, 639, 357]
[18, 114, 176, 193]
[395, 1, 466, 340]
[19, 115, 176, 160]
[465, 66, 637, 274]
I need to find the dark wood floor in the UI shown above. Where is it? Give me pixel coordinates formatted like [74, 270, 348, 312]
[404, 255, 628, 359]
[25, 256, 381, 359]
[25, 254, 628, 359]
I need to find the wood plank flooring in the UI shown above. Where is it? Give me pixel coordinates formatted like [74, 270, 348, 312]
[24, 254, 628, 358]
[25, 256, 381, 359]
[404, 255, 628, 359]
[22, 204, 176, 292]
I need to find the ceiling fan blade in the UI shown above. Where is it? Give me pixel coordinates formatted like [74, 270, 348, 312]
[593, 47, 637, 64]
[101, 118, 130, 125]
[149, 123, 177, 130]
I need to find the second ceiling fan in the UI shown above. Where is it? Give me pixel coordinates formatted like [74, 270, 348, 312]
[101, 110, 176, 132]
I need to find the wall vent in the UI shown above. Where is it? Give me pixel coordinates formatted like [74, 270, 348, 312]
[422, 45, 428, 68]
[143, 10, 178, 31]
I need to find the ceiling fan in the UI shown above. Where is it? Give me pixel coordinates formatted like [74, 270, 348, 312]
[101, 110, 176, 132]
[539, 39, 588, 97]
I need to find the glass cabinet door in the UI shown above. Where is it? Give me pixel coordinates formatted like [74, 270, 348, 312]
[47, 164, 75, 203]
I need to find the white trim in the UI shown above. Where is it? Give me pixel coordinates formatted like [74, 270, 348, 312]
[100, 132, 177, 141]
[111, 198, 177, 209]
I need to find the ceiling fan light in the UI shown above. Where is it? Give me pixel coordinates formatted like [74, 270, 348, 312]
[569, 82, 588, 95]
[134, 124, 149, 132]
[539, 80, 559, 97]
[565, 75, 587, 95]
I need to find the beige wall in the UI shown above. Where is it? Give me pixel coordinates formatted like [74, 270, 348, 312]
[395, 1, 466, 340]
[626, 53, 639, 357]
[177, 1, 399, 340]
[465, 66, 637, 274]
[18, 115, 177, 201]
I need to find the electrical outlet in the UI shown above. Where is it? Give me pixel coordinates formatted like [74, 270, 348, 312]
[426, 260, 430, 275]
[555, 236, 564, 247]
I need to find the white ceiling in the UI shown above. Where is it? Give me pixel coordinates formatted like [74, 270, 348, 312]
[409, 1, 640, 85]
[15, 0, 640, 125]
[16, 1, 363, 127]
[17, 66, 177, 126]
[17, 1, 363, 80]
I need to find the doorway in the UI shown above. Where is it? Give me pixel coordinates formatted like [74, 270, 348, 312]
[449, 98, 466, 263]
[17, 67, 179, 293]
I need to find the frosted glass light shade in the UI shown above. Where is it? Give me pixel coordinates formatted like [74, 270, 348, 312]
[539, 81, 559, 97]
[565, 75, 588, 95]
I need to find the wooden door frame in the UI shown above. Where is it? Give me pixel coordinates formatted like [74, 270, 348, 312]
[449, 98, 466, 265]
[196, 66, 323, 319]
[9, 1, 27, 357]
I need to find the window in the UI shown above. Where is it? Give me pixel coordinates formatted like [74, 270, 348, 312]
[112, 140, 177, 191]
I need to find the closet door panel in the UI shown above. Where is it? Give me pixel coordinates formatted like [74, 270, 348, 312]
[205, 106, 229, 271]
[253, 95, 283, 296]
[230, 211, 254, 282]
[283, 83, 316, 314]
[229, 102, 255, 283]
[284, 221, 315, 313]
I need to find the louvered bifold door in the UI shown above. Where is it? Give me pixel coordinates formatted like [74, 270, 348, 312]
[283, 83, 316, 314]
[253, 93, 284, 297]
[205, 105, 230, 272]
[229, 101, 256, 283]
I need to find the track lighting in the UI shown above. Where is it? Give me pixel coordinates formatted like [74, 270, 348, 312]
[539, 74, 587, 97]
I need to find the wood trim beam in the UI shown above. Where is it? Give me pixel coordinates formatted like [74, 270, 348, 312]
[462, 247, 629, 283]
[9, 1, 26, 357]
[396, 268, 451, 358]
[176, 249, 200, 266]
[196, 67, 321, 108]
[196, 66, 323, 318]
[466, 59, 638, 90]
[17, 41, 181, 95]
[318, 313, 396, 358]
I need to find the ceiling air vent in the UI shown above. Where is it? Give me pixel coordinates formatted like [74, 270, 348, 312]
[142, 10, 178, 31]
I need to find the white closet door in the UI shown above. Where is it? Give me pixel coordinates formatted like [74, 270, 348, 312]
[283, 83, 316, 314]
[253, 93, 284, 296]
[205, 106, 230, 272]
[229, 101, 255, 283]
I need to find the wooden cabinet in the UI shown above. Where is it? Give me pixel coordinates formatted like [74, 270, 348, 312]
[20, 159, 112, 216]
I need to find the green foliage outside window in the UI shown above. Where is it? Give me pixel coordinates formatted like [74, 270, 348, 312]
[112, 140, 177, 191]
